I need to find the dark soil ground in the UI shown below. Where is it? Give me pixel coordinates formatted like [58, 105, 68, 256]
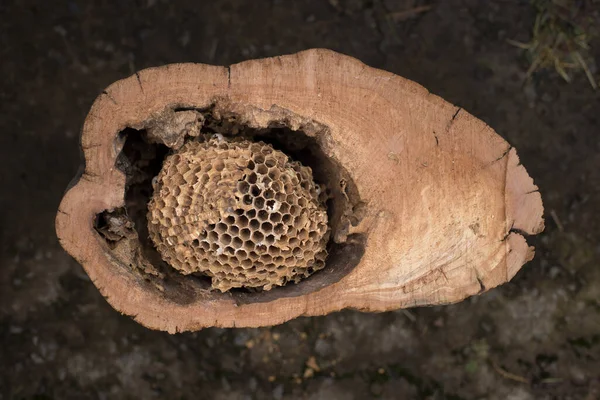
[1, 1, 599, 399]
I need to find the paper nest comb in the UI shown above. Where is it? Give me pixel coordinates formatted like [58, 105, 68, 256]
[147, 138, 330, 292]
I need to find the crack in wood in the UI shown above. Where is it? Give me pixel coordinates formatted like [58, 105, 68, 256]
[102, 90, 118, 105]
[135, 71, 144, 94]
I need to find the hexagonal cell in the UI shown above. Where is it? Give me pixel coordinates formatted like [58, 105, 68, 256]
[261, 222, 273, 232]
[237, 180, 250, 194]
[229, 225, 240, 236]
[298, 230, 309, 241]
[251, 231, 264, 243]
[268, 169, 281, 180]
[215, 223, 228, 234]
[256, 164, 268, 175]
[247, 172, 258, 184]
[240, 228, 251, 240]
[271, 181, 282, 192]
[250, 185, 261, 197]
[257, 210, 269, 221]
[249, 219, 260, 230]
[263, 189, 274, 200]
[235, 249, 248, 260]
[231, 237, 243, 249]
[261, 146, 273, 155]
[236, 215, 249, 227]
[172, 185, 181, 197]
[207, 231, 218, 242]
[269, 246, 280, 255]
[265, 200, 279, 212]
[253, 197, 265, 209]
[264, 157, 277, 168]
[290, 205, 301, 217]
[279, 203, 290, 214]
[269, 212, 282, 223]
[214, 160, 225, 171]
[298, 197, 308, 207]
[199, 173, 210, 185]
[273, 223, 286, 235]
[224, 246, 236, 255]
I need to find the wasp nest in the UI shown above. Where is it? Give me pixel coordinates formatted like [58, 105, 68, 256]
[147, 138, 330, 291]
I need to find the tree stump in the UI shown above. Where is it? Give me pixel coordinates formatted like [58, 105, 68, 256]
[56, 49, 544, 333]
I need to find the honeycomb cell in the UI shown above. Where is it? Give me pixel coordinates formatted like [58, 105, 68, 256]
[236, 249, 248, 259]
[231, 237, 243, 249]
[256, 164, 268, 175]
[263, 189, 275, 199]
[247, 172, 257, 184]
[251, 231, 264, 243]
[249, 219, 260, 230]
[253, 197, 265, 209]
[236, 215, 249, 227]
[240, 228, 251, 240]
[268, 169, 280, 180]
[258, 210, 269, 221]
[274, 223, 286, 235]
[147, 138, 330, 292]
[265, 200, 278, 212]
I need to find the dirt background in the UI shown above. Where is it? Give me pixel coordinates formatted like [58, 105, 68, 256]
[1, 0, 599, 399]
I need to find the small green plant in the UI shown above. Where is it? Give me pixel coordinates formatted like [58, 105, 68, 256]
[509, 0, 598, 89]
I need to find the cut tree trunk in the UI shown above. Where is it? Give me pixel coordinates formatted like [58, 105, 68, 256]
[56, 49, 544, 333]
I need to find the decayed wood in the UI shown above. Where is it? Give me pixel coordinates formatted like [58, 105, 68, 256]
[56, 49, 544, 332]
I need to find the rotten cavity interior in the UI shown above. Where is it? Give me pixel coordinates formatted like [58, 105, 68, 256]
[94, 104, 366, 304]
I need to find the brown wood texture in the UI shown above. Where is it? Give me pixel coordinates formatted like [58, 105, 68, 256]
[56, 49, 544, 332]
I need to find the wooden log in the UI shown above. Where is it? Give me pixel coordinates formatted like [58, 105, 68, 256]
[56, 49, 544, 333]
